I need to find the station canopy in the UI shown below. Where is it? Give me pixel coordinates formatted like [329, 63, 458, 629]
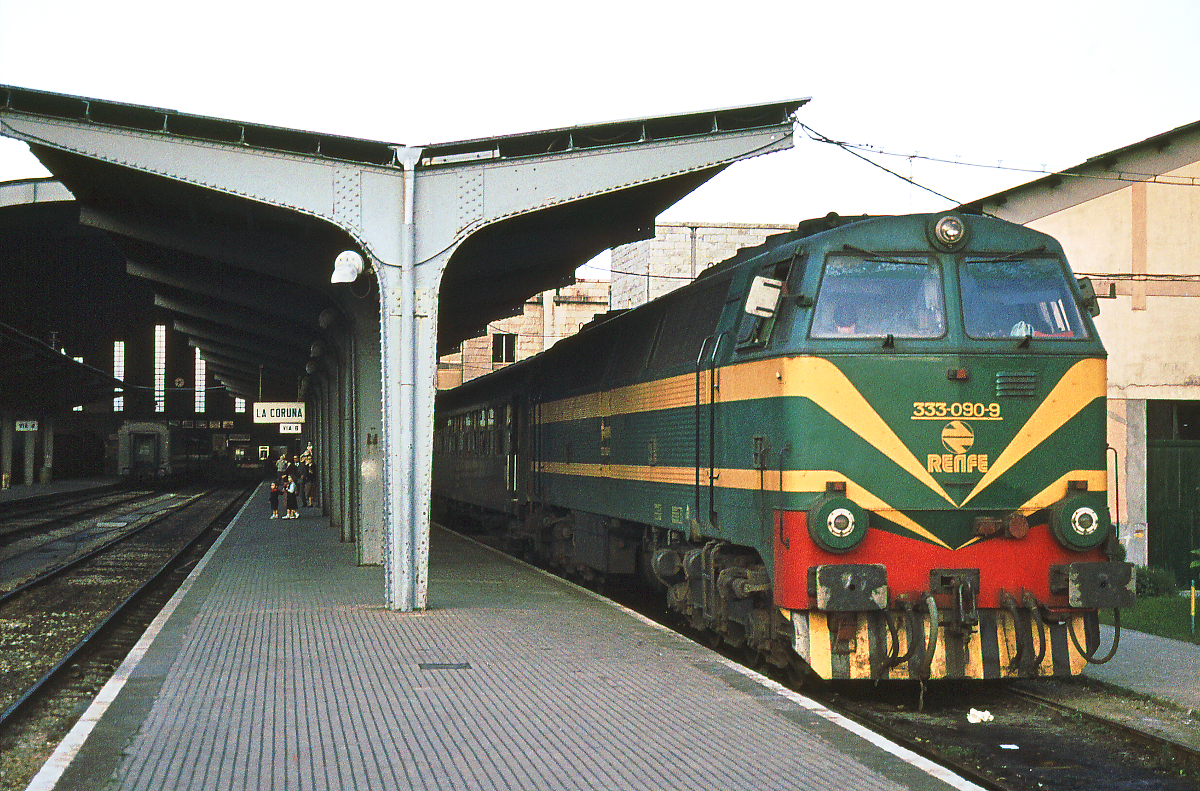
[1, 86, 806, 395]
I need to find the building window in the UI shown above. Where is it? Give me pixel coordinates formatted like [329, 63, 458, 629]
[113, 341, 125, 412]
[194, 348, 206, 413]
[1148, 400, 1200, 442]
[235, 397, 246, 413]
[73, 357, 84, 411]
[492, 333, 516, 363]
[154, 325, 166, 413]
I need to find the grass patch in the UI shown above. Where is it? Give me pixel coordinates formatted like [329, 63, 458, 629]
[1099, 594, 1200, 645]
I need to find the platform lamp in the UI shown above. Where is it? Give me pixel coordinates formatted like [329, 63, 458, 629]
[331, 250, 365, 283]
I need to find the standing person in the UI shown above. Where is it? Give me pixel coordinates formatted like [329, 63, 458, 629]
[275, 453, 289, 482]
[268, 480, 281, 519]
[284, 475, 299, 519]
[286, 455, 301, 485]
[303, 457, 316, 508]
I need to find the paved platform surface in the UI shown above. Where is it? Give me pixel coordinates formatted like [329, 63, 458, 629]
[1085, 625, 1200, 710]
[29, 483, 979, 791]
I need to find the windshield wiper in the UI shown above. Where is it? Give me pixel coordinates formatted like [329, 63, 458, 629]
[841, 244, 930, 266]
[968, 246, 1048, 264]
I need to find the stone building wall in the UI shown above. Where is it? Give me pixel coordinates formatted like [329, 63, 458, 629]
[610, 222, 796, 309]
[437, 279, 610, 387]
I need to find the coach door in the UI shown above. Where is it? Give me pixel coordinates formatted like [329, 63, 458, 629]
[132, 432, 160, 475]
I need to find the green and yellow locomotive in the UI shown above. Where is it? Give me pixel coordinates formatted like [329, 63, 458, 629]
[433, 211, 1134, 681]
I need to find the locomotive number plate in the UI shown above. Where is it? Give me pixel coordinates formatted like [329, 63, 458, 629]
[911, 401, 1002, 420]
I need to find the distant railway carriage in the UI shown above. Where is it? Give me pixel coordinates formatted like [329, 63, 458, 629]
[433, 211, 1135, 682]
[116, 420, 261, 484]
[117, 421, 174, 482]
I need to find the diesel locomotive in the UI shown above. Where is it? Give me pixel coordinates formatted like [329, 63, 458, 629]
[433, 211, 1134, 682]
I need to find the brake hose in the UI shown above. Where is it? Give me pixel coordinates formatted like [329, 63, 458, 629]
[1067, 609, 1123, 665]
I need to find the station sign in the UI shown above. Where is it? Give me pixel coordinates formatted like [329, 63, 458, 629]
[15, 420, 38, 432]
[279, 423, 302, 434]
[253, 402, 305, 423]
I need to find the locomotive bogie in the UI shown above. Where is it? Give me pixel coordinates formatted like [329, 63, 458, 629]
[433, 211, 1132, 682]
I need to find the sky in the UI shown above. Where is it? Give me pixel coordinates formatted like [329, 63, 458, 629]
[3, 0, 1199, 278]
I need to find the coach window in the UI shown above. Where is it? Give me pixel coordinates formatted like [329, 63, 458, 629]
[811, 253, 943, 338]
[960, 255, 1087, 340]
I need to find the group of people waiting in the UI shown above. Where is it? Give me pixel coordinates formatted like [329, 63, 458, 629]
[268, 444, 317, 519]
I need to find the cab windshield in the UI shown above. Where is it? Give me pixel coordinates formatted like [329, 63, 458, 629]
[960, 255, 1087, 339]
[811, 253, 944, 338]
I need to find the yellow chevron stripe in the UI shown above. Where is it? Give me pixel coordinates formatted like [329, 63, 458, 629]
[536, 462, 951, 548]
[961, 359, 1106, 507]
[777, 358, 956, 506]
[1017, 469, 1107, 512]
[540, 357, 957, 506]
[538, 356, 1109, 513]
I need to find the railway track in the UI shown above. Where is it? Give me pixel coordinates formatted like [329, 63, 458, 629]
[0, 486, 251, 791]
[0, 489, 199, 602]
[0, 486, 157, 547]
[821, 678, 1199, 791]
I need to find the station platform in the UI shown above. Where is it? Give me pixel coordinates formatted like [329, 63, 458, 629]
[0, 476, 122, 504]
[29, 482, 981, 791]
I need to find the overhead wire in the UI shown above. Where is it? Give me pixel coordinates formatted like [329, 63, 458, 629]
[798, 122, 1200, 195]
[797, 123, 962, 204]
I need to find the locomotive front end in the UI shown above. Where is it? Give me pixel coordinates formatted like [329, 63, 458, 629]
[766, 213, 1133, 680]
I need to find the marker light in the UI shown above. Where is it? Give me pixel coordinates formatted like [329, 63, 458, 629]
[828, 508, 855, 538]
[1071, 506, 1099, 536]
[808, 496, 868, 553]
[1050, 495, 1109, 551]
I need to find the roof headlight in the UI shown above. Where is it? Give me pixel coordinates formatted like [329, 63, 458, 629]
[935, 216, 965, 245]
[926, 212, 971, 251]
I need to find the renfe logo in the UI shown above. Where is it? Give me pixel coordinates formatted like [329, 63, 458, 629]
[253, 402, 306, 423]
[928, 420, 988, 474]
[941, 420, 974, 454]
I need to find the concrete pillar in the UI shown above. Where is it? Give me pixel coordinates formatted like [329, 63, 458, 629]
[40, 416, 54, 484]
[1124, 398, 1148, 567]
[1, 410, 13, 489]
[23, 420, 36, 486]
